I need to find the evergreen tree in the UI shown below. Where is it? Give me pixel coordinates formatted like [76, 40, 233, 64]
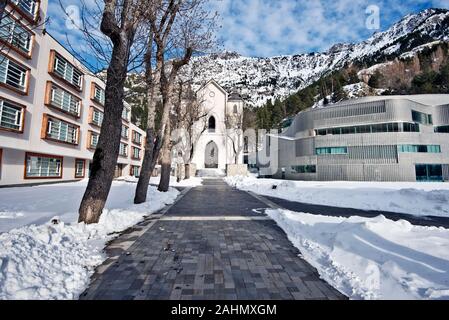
[368, 71, 383, 88]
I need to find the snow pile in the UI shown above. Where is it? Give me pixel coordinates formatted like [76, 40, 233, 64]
[266, 209, 449, 299]
[225, 176, 449, 217]
[0, 181, 179, 299]
[149, 176, 203, 187]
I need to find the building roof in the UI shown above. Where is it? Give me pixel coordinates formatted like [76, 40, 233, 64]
[228, 91, 243, 101]
[316, 94, 449, 109]
[196, 79, 228, 96]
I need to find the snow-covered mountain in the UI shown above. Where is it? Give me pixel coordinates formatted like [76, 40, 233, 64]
[181, 8, 449, 107]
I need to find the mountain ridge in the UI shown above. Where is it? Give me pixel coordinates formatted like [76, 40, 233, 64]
[176, 8, 449, 107]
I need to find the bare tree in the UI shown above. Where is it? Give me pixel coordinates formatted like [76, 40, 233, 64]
[134, 0, 217, 201]
[61, 0, 149, 224]
[225, 108, 244, 164]
[171, 78, 209, 180]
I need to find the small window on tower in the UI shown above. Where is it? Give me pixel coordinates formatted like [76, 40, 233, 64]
[233, 105, 238, 113]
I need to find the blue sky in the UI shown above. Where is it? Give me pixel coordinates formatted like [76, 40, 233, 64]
[47, 0, 449, 59]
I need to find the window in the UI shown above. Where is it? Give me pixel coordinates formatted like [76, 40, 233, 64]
[132, 130, 142, 145]
[46, 82, 81, 117]
[415, 164, 443, 182]
[398, 145, 441, 153]
[50, 51, 83, 90]
[291, 165, 316, 173]
[0, 53, 29, 93]
[233, 105, 238, 113]
[90, 107, 103, 127]
[122, 107, 130, 121]
[75, 159, 85, 178]
[0, 97, 25, 132]
[435, 125, 449, 133]
[25, 153, 62, 179]
[91, 83, 105, 105]
[42, 114, 79, 145]
[9, 0, 39, 21]
[315, 122, 419, 137]
[121, 125, 129, 139]
[88, 131, 99, 149]
[412, 110, 433, 125]
[119, 142, 128, 157]
[0, 14, 33, 56]
[316, 147, 348, 155]
[208, 116, 216, 132]
[132, 146, 141, 160]
[130, 165, 140, 177]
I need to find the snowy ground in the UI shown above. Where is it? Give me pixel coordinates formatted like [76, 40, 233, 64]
[266, 209, 449, 300]
[225, 176, 449, 217]
[0, 179, 181, 299]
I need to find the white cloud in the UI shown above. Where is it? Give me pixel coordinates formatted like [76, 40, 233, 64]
[47, 0, 449, 58]
[208, 0, 449, 57]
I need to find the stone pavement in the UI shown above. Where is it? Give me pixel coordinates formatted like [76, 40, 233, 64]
[80, 179, 345, 300]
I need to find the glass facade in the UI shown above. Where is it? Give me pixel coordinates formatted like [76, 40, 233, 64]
[412, 110, 433, 125]
[398, 145, 441, 153]
[415, 164, 443, 182]
[291, 165, 316, 173]
[315, 122, 419, 136]
[434, 125, 449, 133]
[316, 147, 348, 155]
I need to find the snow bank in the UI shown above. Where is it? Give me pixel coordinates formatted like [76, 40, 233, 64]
[225, 176, 449, 217]
[266, 209, 449, 299]
[149, 176, 203, 187]
[0, 181, 179, 300]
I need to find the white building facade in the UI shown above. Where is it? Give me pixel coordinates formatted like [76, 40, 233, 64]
[188, 80, 245, 172]
[0, 0, 145, 186]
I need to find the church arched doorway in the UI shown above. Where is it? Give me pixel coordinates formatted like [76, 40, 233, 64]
[205, 141, 218, 168]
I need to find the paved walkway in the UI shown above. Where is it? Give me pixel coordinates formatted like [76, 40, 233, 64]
[80, 179, 345, 300]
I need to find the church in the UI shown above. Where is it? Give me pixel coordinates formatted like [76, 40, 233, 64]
[172, 80, 247, 177]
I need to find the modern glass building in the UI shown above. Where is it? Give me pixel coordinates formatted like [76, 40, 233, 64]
[260, 95, 449, 182]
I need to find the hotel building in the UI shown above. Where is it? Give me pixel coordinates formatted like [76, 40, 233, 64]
[262, 95, 449, 182]
[0, 0, 145, 186]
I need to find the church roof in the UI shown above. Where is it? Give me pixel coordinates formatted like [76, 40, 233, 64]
[196, 79, 228, 96]
[228, 91, 243, 101]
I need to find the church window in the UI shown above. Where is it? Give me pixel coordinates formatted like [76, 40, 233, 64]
[208, 116, 216, 132]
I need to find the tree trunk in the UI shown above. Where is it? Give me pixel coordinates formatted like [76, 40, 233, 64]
[134, 38, 161, 204]
[158, 123, 172, 192]
[78, 39, 129, 224]
[177, 163, 183, 182]
[185, 163, 190, 179]
[134, 127, 156, 204]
